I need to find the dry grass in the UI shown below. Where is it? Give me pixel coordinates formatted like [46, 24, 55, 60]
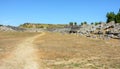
[34, 32, 120, 69]
[0, 32, 41, 59]
[0, 32, 120, 69]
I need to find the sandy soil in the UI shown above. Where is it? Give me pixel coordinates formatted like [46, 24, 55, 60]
[0, 32, 45, 69]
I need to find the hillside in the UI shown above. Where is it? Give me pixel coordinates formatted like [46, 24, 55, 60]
[19, 23, 67, 29]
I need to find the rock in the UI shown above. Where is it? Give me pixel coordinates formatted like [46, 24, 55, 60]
[0, 26, 15, 32]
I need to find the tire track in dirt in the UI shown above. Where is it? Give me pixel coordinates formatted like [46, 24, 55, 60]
[0, 32, 45, 69]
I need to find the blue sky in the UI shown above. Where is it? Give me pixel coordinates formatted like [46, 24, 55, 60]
[0, 0, 120, 26]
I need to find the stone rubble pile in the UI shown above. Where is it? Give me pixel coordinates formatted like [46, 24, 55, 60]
[0, 25, 16, 32]
[76, 21, 120, 39]
[0, 25, 46, 32]
[49, 28, 71, 33]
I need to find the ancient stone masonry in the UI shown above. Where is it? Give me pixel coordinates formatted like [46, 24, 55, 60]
[69, 26, 80, 34]
[74, 21, 120, 39]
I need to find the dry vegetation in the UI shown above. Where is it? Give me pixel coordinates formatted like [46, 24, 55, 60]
[0, 32, 40, 59]
[0, 32, 120, 69]
[19, 23, 66, 28]
[34, 32, 120, 69]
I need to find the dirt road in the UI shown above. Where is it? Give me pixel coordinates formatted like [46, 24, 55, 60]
[0, 32, 45, 69]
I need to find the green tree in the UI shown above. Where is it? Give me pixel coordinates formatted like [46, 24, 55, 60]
[81, 22, 84, 25]
[69, 22, 73, 26]
[115, 9, 120, 23]
[84, 21, 87, 24]
[80, 21, 87, 25]
[91, 22, 94, 25]
[99, 22, 102, 24]
[95, 22, 99, 25]
[74, 22, 77, 26]
[106, 12, 116, 23]
[0, 24, 3, 26]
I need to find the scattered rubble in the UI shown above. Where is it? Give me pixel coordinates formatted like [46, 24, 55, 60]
[72, 21, 120, 39]
[0, 25, 45, 32]
[0, 25, 16, 32]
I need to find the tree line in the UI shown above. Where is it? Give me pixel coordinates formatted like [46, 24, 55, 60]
[69, 9, 120, 26]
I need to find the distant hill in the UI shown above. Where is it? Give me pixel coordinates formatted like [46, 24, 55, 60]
[19, 23, 67, 29]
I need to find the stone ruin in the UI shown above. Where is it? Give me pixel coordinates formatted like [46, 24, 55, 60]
[71, 21, 120, 40]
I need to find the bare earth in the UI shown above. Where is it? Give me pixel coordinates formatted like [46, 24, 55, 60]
[0, 32, 120, 69]
[0, 32, 45, 69]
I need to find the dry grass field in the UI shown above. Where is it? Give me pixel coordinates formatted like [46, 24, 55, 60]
[34, 32, 120, 69]
[0, 32, 120, 69]
[0, 32, 41, 69]
[0, 32, 40, 56]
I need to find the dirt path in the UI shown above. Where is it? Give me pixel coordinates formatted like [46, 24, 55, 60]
[0, 32, 45, 69]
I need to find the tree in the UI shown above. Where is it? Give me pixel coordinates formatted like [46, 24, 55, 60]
[81, 22, 84, 25]
[115, 9, 120, 23]
[80, 21, 87, 25]
[83, 21, 87, 24]
[98, 22, 102, 24]
[95, 22, 99, 25]
[91, 22, 94, 25]
[69, 22, 73, 26]
[74, 22, 77, 26]
[0, 24, 3, 26]
[106, 12, 116, 23]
